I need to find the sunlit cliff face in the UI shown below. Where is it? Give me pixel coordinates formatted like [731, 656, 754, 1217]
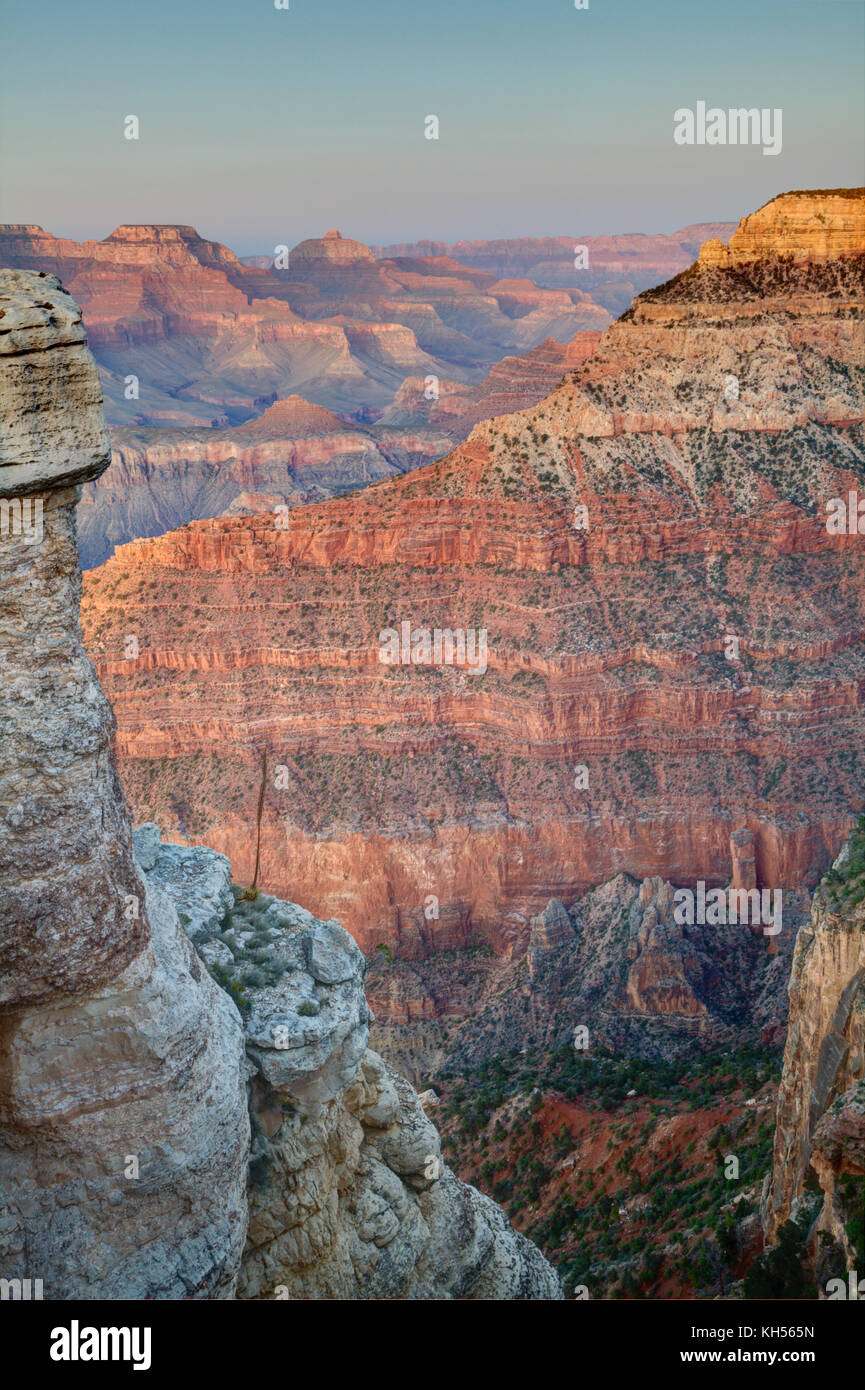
[79, 192, 865, 957]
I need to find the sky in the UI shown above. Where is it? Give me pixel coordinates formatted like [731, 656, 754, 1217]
[1, 0, 863, 253]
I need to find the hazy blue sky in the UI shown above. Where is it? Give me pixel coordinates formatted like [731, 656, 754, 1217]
[1, 0, 862, 252]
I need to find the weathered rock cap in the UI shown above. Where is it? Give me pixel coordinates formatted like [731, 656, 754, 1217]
[0, 268, 110, 496]
[289, 230, 375, 265]
[699, 188, 865, 268]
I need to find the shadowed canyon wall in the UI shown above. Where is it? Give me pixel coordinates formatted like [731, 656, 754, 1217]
[762, 819, 865, 1277]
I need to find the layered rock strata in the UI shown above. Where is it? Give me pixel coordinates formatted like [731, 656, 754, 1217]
[374, 224, 739, 314]
[369, 873, 804, 1078]
[77, 335, 600, 568]
[0, 224, 610, 565]
[81, 191, 865, 955]
[699, 189, 865, 268]
[77, 396, 404, 569]
[0, 223, 607, 426]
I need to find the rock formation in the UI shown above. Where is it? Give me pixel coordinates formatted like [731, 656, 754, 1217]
[762, 818, 865, 1286]
[138, 829, 560, 1298]
[374, 224, 738, 314]
[0, 224, 612, 565]
[699, 189, 865, 268]
[0, 223, 608, 427]
[0, 271, 559, 1299]
[77, 335, 600, 568]
[77, 396, 404, 569]
[81, 190, 865, 955]
[369, 873, 804, 1083]
[0, 269, 250, 1298]
[375, 332, 601, 438]
[289, 228, 376, 268]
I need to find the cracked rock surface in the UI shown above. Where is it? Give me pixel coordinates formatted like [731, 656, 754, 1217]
[141, 826, 562, 1299]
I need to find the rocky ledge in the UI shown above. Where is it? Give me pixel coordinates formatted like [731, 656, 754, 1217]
[136, 825, 562, 1298]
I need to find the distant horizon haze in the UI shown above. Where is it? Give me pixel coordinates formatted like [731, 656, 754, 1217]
[0, 0, 862, 255]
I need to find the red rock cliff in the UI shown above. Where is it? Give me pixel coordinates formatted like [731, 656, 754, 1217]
[81, 190, 865, 956]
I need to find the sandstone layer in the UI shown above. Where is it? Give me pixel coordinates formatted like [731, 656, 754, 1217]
[80, 191, 865, 957]
[0, 269, 559, 1301]
[699, 190, 865, 268]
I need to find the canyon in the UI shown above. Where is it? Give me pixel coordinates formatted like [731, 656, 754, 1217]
[0, 223, 610, 566]
[0, 267, 560, 1301]
[3, 191, 863, 1304]
[374, 825, 863, 1299]
[77, 334, 600, 568]
[373, 223, 738, 315]
[762, 818, 865, 1272]
[0, 222, 611, 421]
[80, 189, 865, 962]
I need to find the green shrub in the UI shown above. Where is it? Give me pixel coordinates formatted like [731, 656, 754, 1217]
[743, 1219, 816, 1300]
